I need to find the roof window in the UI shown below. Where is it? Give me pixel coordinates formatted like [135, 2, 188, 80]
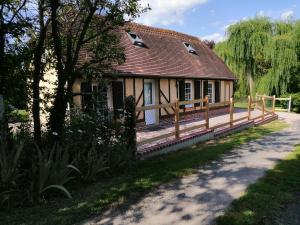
[127, 31, 146, 47]
[183, 42, 198, 55]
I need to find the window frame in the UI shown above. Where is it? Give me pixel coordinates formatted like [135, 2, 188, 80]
[207, 81, 214, 103]
[184, 81, 193, 108]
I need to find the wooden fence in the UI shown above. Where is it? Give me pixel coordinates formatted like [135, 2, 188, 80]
[275, 96, 292, 112]
[136, 94, 276, 146]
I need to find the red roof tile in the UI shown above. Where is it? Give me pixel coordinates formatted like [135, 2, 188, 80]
[115, 23, 235, 80]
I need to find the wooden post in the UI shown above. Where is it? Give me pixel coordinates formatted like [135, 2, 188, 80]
[288, 96, 292, 113]
[175, 99, 180, 139]
[272, 95, 276, 115]
[255, 93, 258, 109]
[262, 96, 265, 120]
[205, 96, 209, 129]
[247, 95, 251, 120]
[230, 97, 234, 127]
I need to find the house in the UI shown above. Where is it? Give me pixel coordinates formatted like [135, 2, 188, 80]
[72, 23, 236, 125]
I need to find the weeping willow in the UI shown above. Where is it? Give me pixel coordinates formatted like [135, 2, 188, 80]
[215, 18, 300, 97]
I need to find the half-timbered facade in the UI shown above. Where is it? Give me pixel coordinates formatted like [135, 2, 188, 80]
[72, 23, 235, 125]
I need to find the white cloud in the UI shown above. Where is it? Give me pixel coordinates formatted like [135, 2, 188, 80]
[281, 10, 294, 20]
[222, 20, 237, 31]
[257, 10, 265, 17]
[200, 33, 226, 43]
[136, 0, 208, 26]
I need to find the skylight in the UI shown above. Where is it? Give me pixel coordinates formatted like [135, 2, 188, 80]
[183, 42, 198, 55]
[127, 31, 146, 47]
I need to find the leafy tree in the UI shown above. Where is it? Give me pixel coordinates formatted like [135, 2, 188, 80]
[0, 0, 31, 135]
[48, 0, 147, 136]
[214, 18, 300, 97]
[31, 0, 50, 146]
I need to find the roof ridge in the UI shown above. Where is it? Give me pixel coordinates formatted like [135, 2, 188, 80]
[124, 22, 201, 42]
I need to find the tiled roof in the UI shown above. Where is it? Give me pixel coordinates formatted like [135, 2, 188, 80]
[115, 23, 235, 80]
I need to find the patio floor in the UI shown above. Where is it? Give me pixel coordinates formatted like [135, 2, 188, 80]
[137, 108, 263, 152]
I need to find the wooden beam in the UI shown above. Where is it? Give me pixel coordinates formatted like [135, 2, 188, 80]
[247, 95, 251, 120]
[136, 102, 175, 112]
[288, 96, 292, 113]
[138, 131, 176, 146]
[205, 96, 209, 129]
[230, 97, 234, 127]
[272, 95, 276, 115]
[262, 96, 265, 120]
[179, 98, 204, 106]
[175, 99, 180, 139]
[179, 124, 206, 134]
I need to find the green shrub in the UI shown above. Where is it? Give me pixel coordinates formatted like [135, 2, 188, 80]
[0, 132, 24, 207]
[30, 144, 80, 202]
[0, 97, 137, 207]
[8, 110, 29, 123]
[281, 93, 300, 113]
[64, 103, 135, 183]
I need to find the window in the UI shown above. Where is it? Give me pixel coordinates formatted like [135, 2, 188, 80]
[185, 81, 193, 108]
[81, 82, 108, 114]
[92, 84, 108, 114]
[144, 82, 153, 105]
[127, 31, 146, 47]
[185, 82, 192, 101]
[183, 42, 198, 55]
[207, 82, 213, 103]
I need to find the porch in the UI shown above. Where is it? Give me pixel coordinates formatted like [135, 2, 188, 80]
[136, 95, 278, 158]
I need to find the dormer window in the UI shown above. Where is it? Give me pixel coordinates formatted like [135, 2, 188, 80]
[127, 31, 146, 47]
[183, 42, 198, 55]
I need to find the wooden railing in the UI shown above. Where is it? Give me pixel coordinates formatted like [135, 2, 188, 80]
[136, 94, 276, 146]
[275, 96, 292, 112]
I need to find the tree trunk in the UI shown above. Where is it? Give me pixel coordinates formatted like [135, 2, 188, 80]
[32, 0, 47, 146]
[0, 8, 5, 96]
[247, 72, 254, 97]
[48, 0, 68, 135]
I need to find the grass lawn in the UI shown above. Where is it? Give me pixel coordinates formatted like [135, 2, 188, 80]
[0, 120, 287, 225]
[216, 144, 300, 225]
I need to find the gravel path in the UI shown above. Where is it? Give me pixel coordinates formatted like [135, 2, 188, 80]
[81, 112, 300, 225]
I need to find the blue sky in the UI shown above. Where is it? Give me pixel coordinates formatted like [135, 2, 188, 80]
[135, 0, 299, 42]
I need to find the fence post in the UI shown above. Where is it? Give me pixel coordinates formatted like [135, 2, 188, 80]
[272, 95, 276, 115]
[288, 96, 292, 113]
[205, 96, 209, 129]
[262, 96, 265, 120]
[255, 93, 258, 109]
[230, 97, 234, 127]
[247, 95, 251, 120]
[175, 99, 180, 139]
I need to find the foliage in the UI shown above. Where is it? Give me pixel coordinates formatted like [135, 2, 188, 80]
[0, 120, 287, 225]
[47, 0, 147, 135]
[216, 144, 300, 225]
[124, 95, 137, 159]
[0, 0, 32, 107]
[30, 143, 80, 202]
[281, 93, 300, 113]
[64, 108, 135, 183]
[215, 18, 300, 97]
[0, 132, 24, 207]
[8, 110, 29, 123]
